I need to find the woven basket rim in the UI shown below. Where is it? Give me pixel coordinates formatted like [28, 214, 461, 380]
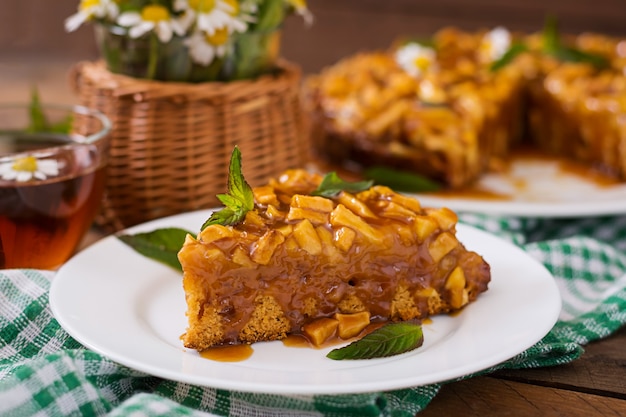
[70, 59, 302, 98]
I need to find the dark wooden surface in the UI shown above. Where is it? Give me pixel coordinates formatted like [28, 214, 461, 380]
[421, 325, 626, 416]
[2, 1, 625, 416]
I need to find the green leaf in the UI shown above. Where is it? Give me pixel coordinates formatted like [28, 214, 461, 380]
[548, 46, 609, 68]
[542, 15, 560, 54]
[327, 322, 424, 360]
[117, 227, 193, 271]
[202, 146, 254, 230]
[255, 0, 286, 31]
[26, 88, 48, 133]
[26, 88, 72, 134]
[311, 172, 373, 198]
[541, 15, 609, 69]
[399, 37, 435, 49]
[364, 166, 440, 193]
[490, 43, 528, 72]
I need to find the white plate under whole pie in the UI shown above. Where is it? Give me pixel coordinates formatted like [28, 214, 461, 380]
[411, 155, 626, 217]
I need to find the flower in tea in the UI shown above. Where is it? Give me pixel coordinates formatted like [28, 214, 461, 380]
[0, 156, 60, 182]
[65, 0, 120, 32]
[118, 4, 186, 42]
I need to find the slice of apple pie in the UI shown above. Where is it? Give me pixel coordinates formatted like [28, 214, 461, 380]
[178, 169, 490, 350]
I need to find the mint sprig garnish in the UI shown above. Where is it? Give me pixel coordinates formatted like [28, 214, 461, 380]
[327, 322, 424, 360]
[118, 227, 192, 271]
[201, 146, 254, 230]
[311, 172, 373, 198]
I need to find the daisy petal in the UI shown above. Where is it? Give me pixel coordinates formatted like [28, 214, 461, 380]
[65, 12, 88, 32]
[16, 171, 32, 182]
[117, 12, 142, 27]
[156, 21, 174, 43]
[129, 21, 155, 39]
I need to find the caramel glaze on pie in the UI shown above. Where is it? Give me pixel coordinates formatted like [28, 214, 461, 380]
[178, 169, 491, 350]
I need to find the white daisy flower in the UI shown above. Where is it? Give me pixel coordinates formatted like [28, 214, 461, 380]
[221, 0, 252, 33]
[395, 43, 436, 78]
[117, 4, 185, 43]
[0, 156, 61, 182]
[239, 0, 260, 23]
[184, 0, 236, 36]
[65, 0, 119, 32]
[285, 0, 313, 26]
[480, 26, 512, 62]
[184, 28, 230, 66]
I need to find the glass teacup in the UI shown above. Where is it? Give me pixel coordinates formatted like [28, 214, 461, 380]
[0, 103, 111, 269]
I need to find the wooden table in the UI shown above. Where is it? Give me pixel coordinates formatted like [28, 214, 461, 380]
[7, 56, 626, 417]
[421, 325, 626, 416]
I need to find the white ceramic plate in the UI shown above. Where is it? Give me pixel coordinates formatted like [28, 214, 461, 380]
[50, 210, 561, 395]
[412, 157, 626, 217]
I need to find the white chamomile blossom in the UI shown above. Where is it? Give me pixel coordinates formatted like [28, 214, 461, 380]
[239, 0, 260, 22]
[183, 0, 237, 36]
[65, 0, 119, 32]
[184, 28, 230, 65]
[480, 26, 511, 62]
[117, 4, 185, 43]
[395, 43, 436, 78]
[0, 156, 60, 182]
[286, 0, 313, 26]
[221, 0, 252, 33]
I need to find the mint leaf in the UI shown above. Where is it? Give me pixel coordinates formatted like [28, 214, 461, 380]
[364, 166, 440, 193]
[541, 15, 608, 69]
[311, 172, 373, 198]
[327, 322, 424, 360]
[26, 88, 72, 134]
[118, 227, 193, 271]
[490, 43, 528, 71]
[27, 88, 48, 134]
[549, 46, 608, 68]
[542, 15, 560, 54]
[202, 146, 254, 229]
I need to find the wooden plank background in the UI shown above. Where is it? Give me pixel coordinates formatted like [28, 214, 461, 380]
[2, 0, 626, 75]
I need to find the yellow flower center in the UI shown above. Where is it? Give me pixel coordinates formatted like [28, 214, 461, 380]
[206, 27, 229, 45]
[223, 0, 240, 16]
[189, 0, 217, 13]
[140, 4, 170, 22]
[12, 156, 38, 173]
[413, 56, 431, 71]
[287, 0, 307, 10]
[79, 0, 101, 11]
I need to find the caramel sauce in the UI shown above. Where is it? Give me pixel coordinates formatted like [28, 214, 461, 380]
[509, 147, 621, 187]
[199, 344, 254, 362]
[421, 147, 622, 201]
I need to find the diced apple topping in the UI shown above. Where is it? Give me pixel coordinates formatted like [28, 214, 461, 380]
[302, 318, 339, 347]
[334, 311, 371, 339]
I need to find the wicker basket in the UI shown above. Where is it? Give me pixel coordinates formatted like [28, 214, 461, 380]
[71, 60, 308, 232]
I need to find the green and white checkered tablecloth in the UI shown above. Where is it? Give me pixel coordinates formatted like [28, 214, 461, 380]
[2, 214, 626, 416]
